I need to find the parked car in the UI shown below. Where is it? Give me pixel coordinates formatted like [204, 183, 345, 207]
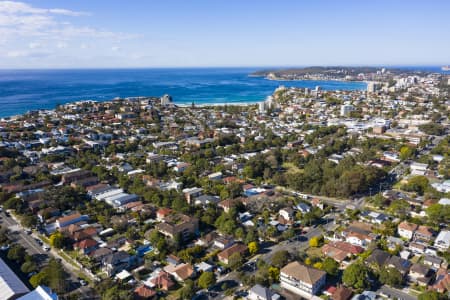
[0, 244, 10, 251]
[28, 271, 37, 278]
[42, 244, 50, 251]
[79, 279, 87, 286]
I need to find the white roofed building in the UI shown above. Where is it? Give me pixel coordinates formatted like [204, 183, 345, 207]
[0, 258, 30, 299]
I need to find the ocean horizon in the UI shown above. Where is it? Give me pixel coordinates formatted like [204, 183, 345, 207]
[0, 66, 445, 118]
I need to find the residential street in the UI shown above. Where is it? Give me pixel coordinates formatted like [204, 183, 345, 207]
[0, 211, 95, 299]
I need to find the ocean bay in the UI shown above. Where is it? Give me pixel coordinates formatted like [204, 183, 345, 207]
[0, 68, 367, 118]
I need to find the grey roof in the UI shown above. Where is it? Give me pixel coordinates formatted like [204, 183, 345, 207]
[387, 255, 411, 273]
[249, 284, 279, 300]
[424, 255, 442, 264]
[366, 249, 390, 266]
[0, 258, 30, 299]
[103, 251, 130, 265]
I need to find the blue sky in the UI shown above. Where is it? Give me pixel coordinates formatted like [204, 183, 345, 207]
[0, 0, 449, 68]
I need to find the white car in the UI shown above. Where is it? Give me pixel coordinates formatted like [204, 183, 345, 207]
[42, 244, 50, 251]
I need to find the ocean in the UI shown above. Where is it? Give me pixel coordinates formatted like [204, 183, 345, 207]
[0, 67, 369, 118]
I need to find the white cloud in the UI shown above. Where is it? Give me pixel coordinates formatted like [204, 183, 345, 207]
[111, 46, 120, 52]
[0, 1, 89, 16]
[56, 41, 67, 49]
[0, 0, 138, 61]
[28, 41, 40, 48]
[6, 49, 51, 58]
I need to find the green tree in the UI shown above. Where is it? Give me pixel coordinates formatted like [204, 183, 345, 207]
[418, 123, 446, 136]
[21, 215, 37, 228]
[379, 267, 403, 287]
[399, 146, 414, 160]
[7, 244, 26, 263]
[271, 250, 289, 268]
[342, 262, 370, 291]
[426, 204, 450, 225]
[29, 272, 47, 288]
[101, 285, 133, 300]
[228, 252, 244, 270]
[49, 232, 65, 249]
[309, 236, 323, 247]
[21, 260, 37, 274]
[248, 241, 259, 256]
[387, 199, 410, 217]
[179, 279, 196, 299]
[268, 266, 280, 282]
[418, 290, 445, 300]
[402, 176, 429, 195]
[322, 257, 339, 276]
[198, 271, 216, 290]
[46, 259, 68, 294]
[0, 226, 9, 244]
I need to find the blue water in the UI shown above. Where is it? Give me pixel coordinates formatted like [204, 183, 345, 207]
[0, 68, 368, 118]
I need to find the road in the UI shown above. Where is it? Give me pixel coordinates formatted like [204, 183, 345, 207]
[211, 213, 338, 299]
[0, 211, 95, 299]
[278, 186, 352, 210]
[259, 219, 336, 263]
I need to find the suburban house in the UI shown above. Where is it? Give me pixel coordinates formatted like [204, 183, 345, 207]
[344, 231, 375, 248]
[149, 271, 175, 291]
[408, 264, 432, 286]
[134, 285, 156, 299]
[217, 243, 247, 264]
[55, 212, 88, 229]
[397, 221, 418, 240]
[414, 225, 434, 242]
[409, 242, 426, 254]
[321, 241, 363, 263]
[247, 284, 280, 300]
[280, 261, 326, 298]
[366, 249, 391, 267]
[342, 222, 376, 248]
[156, 208, 172, 221]
[431, 268, 450, 294]
[423, 255, 443, 269]
[218, 199, 239, 213]
[434, 230, 450, 251]
[155, 213, 199, 240]
[164, 263, 194, 282]
[213, 235, 235, 250]
[102, 251, 131, 277]
[182, 187, 203, 204]
[386, 255, 411, 276]
[73, 238, 99, 255]
[279, 207, 295, 222]
[331, 285, 353, 300]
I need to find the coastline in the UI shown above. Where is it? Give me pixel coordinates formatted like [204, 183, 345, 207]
[176, 100, 261, 108]
[0, 99, 262, 120]
[263, 76, 364, 83]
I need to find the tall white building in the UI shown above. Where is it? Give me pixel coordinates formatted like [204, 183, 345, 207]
[367, 82, 380, 93]
[160, 94, 173, 106]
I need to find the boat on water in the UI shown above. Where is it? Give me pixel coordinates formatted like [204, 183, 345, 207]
[442, 65, 450, 71]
